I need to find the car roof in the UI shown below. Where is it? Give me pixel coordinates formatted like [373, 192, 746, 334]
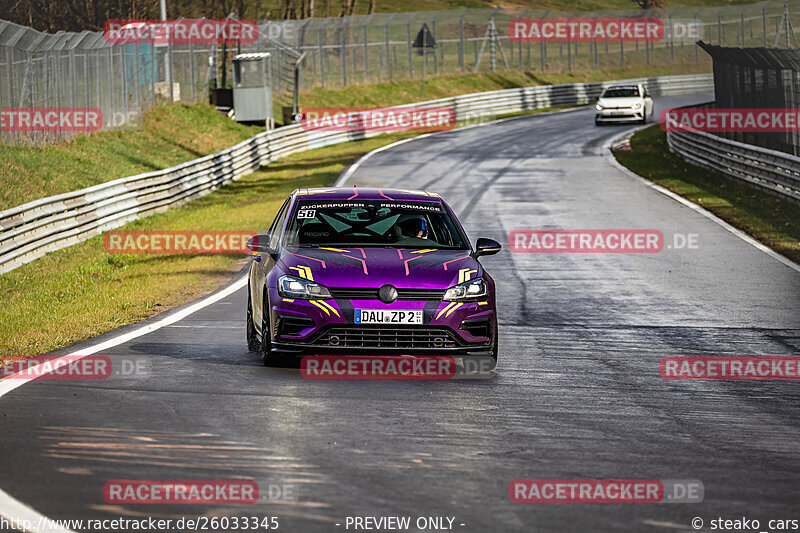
[605, 84, 641, 90]
[292, 187, 442, 202]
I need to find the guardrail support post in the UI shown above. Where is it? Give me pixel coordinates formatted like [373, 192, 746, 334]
[407, 22, 413, 78]
[458, 15, 465, 72]
[341, 25, 347, 86]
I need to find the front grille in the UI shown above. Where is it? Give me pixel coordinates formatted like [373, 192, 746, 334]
[314, 327, 459, 349]
[328, 287, 445, 300]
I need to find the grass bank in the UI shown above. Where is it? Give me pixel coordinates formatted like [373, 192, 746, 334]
[0, 105, 263, 210]
[274, 63, 710, 115]
[613, 125, 800, 264]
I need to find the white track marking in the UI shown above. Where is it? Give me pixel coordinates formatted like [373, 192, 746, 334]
[0, 490, 75, 533]
[604, 129, 800, 274]
[0, 274, 247, 532]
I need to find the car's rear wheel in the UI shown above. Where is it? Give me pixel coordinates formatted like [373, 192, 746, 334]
[246, 289, 261, 353]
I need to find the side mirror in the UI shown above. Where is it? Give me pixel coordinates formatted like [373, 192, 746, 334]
[246, 234, 275, 254]
[474, 237, 501, 258]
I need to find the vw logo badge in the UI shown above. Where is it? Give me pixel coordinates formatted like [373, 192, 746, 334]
[378, 284, 398, 303]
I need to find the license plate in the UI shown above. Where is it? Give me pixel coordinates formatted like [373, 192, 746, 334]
[354, 309, 423, 324]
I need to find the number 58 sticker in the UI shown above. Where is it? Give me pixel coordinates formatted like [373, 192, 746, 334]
[297, 209, 316, 219]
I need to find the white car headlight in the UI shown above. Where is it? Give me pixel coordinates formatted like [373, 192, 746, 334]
[278, 275, 331, 300]
[633, 102, 642, 110]
[595, 103, 604, 111]
[443, 278, 488, 302]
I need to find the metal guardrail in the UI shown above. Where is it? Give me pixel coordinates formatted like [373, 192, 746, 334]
[668, 124, 800, 204]
[0, 73, 712, 274]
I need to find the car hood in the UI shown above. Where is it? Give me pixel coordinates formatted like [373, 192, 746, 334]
[598, 97, 642, 108]
[278, 247, 482, 289]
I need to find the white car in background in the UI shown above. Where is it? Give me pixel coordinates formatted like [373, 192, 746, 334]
[594, 83, 654, 125]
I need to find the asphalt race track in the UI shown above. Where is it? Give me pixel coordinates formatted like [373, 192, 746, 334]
[2, 93, 800, 533]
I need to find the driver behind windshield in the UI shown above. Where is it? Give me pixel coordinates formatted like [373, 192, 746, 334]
[394, 215, 430, 244]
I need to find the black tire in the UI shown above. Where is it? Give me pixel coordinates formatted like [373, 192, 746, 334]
[488, 329, 498, 370]
[261, 293, 294, 367]
[595, 118, 603, 127]
[246, 289, 261, 353]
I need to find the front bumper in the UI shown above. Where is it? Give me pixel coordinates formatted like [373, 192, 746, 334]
[596, 108, 644, 122]
[273, 324, 493, 355]
[267, 292, 496, 355]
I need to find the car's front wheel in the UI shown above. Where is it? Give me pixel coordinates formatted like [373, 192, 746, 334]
[488, 328, 498, 369]
[246, 289, 261, 353]
[261, 293, 293, 367]
[260, 296, 273, 366]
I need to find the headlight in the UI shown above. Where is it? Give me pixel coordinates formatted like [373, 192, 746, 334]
[443, 278, 488, 302]
[595, 103, 604, 111]
[633, 102, 642, 110]
[278, 275, 331, 300]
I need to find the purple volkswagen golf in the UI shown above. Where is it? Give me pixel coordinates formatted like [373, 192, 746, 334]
[245, 187, 501, 367]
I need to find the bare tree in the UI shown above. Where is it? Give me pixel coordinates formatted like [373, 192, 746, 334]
[3, 0, 158, 32]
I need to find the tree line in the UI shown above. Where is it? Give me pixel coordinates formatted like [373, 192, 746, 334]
[1, 0, 660, 34]
[0, 0, 376, 33]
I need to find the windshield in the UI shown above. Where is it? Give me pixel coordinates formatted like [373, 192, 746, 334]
[284, 200, 469, 249]
[602, 86, 640, 98]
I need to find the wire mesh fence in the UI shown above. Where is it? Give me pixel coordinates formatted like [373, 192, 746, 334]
[1, 0, 798, 145]
[0, 19, 300, 145]
[699, 42, 800, 155]
[275, 0, 798, 89]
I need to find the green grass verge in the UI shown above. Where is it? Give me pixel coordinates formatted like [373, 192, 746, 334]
[275, 63, 710, 116]
[613, 125, 800, 265]
[0, 104, 263, 211]
[0, 132, 416, 357]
